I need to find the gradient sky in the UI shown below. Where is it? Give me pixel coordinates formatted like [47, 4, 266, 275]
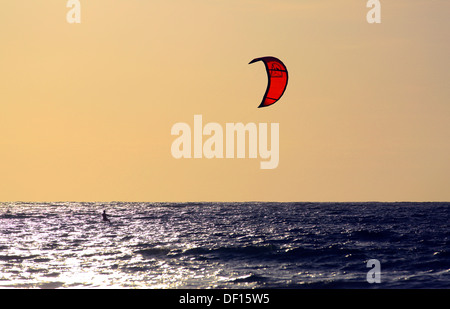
[1, 0, 449, 202]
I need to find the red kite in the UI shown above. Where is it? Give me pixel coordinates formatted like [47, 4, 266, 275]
[249, 56, 288, 108]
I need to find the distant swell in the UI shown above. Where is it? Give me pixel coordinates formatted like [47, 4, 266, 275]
[190, 244, 275, 258]
[136, 248, 171, 257]
[350, 229, 392, 240]
[136, 244, 277, 259]
[0, 255, 39, 262]
[136, 244, 368, 262]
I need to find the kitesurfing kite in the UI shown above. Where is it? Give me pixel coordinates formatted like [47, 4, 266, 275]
[249, 56, 288, 108]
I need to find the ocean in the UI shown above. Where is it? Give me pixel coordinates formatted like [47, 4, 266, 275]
[0, 202, 449, 289]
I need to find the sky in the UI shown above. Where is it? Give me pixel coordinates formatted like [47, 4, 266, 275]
[0, 0, 449, 202]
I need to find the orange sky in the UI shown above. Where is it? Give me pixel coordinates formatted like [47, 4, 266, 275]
[1, 0, 449, 202]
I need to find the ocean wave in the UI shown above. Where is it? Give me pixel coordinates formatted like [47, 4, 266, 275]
[0, 254, 39, 262]
[349, 229, 392, 241]
[1, 213, 32, 219]
[136, 247, 172, 257]
[181, 244, 277, 259]
[282, 245, 365, 261]
[231, 273, 269, 283]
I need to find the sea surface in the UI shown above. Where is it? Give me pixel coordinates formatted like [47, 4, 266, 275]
[0, 202, 449, 289]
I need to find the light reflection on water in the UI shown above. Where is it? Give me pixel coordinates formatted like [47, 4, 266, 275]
[0, 203, 258, 288]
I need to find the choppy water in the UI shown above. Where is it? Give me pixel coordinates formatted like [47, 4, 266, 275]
[0, 202, 449, 288]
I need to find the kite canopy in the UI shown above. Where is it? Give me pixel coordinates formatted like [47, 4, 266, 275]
[249, 56, 288, 108]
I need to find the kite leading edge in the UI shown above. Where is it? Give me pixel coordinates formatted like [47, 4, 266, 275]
[249, 56, 288, 108]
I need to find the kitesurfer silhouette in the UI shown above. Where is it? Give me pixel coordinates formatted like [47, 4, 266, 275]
[102, 210, 110, 223]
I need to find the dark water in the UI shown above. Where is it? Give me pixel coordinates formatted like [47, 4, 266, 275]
[0, 202, 449, 288]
